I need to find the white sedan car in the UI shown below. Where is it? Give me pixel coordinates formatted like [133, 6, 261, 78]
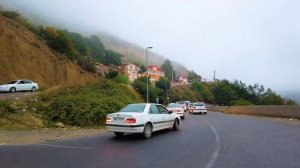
[167, 103, 185, 119]
[0, 80, 39, 93]
[191, 102, 207, 114]
[106, 103, 181, 138]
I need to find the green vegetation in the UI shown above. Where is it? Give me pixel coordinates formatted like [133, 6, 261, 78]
[132, 77, 170, 104]
[188, 70, 202, 83]
[0, 79, 142, 128]
[190, 79, 296, 106]
[161, 59, 175, 80]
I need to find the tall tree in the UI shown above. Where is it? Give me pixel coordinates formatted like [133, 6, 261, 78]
[161, 59, 175, 80]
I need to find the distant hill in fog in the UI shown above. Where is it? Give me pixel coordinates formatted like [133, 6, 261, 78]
[98, 32, 189, 77]
[280, 91, 300, 104]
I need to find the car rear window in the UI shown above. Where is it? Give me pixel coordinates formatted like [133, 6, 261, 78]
[167, 104, 181, 108]
[119, 104, 146, 113]
[194, 103, 205, 106]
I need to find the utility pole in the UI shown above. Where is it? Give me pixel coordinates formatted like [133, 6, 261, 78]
[146, 46, 153, 103]
[213, 70, 216, 81]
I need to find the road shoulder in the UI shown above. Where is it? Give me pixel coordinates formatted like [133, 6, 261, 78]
[0, 127, 106, 145]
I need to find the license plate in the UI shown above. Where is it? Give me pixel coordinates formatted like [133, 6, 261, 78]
[113, 117, 124, 122]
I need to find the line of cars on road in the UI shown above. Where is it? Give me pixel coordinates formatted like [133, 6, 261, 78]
[105, 101, 208, 139]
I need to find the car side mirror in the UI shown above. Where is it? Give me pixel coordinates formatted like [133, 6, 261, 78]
[168, 111, 173, 114]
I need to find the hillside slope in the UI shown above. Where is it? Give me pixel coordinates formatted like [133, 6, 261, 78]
[99, 32, 189, 77]
[0, 15, 95, 88]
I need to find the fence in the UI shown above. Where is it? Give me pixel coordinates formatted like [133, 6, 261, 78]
[207, 105, 300, 119]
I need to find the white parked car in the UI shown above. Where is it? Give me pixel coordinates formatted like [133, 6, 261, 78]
[191, 102, 207, 114]
[106, 103, 181, 138]
[167, 103, 185, 119]
[0, 80, 39, 93]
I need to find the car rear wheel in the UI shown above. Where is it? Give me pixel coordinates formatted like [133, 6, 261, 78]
[143, 123, 152, 139]
[114, 132, 124, 137]
[9, 87, 16, 93]
[173, 119, 179, 130]
[31, 87, 36, 92]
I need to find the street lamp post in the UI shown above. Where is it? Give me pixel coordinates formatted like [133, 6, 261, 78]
[146, 46, 153, 103]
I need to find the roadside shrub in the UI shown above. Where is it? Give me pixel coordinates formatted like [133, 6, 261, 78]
[232, 98, 253, 106]
[46, 80, 141, 126]
[0, 100, 15, 117]
[113, 74, 128, 84]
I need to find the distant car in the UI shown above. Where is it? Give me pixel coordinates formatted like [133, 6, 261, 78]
[191, 102, 207, 114]
[0, 80, 39, 93]
[176, 101, 187, 112]
[167, 103, 185, 119]
[106, 103, 181, 138]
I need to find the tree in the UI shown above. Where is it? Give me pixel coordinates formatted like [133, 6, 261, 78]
[103, 49, 122, 66]
[211, 80, 238, 105]
[138, 64, 147, 74]
[161, 59, 174, 80]
[188, 70, 202, 82]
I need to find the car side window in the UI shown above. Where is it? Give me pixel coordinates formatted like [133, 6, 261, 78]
[149, 105, 160, 114]
[18, 81, 25, 84]
[24, 80, 32, 84]
[156, 105, 169, 114]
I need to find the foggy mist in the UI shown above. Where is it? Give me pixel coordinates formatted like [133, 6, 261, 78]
[1, 0, 300, 99]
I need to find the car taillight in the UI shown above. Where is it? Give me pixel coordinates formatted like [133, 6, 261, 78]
[126, 118, 136, 123]
[106, 117, 112, 123]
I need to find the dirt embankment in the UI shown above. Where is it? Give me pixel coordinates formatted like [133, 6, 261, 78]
[207, 105, 300, 119]
[0, 15, 96, 89]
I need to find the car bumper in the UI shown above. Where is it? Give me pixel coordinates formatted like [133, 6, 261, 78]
[106, 124, 145, 133]
[193, 109, 207, 113]
[174, 112, 184, 117]
[0, 88, 9, 92]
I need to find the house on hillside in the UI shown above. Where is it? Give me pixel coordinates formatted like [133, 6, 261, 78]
[147, 65, 165, 84]
[176, 76, 188, 84]
[121, 63, 141, 82]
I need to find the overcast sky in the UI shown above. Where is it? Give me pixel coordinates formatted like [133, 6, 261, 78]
[1, 0, 300, 94]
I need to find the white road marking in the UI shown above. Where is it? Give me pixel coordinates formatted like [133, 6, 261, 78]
[202, 119, 221, 168]
[38, 143, 94, 150]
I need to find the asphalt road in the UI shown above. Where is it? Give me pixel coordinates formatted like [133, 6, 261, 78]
[1, 112, 300, 168]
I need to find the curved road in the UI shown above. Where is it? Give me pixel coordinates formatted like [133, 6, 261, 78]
[1, 112, 300, 168]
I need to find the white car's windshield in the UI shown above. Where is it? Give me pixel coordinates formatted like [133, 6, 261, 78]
[119, 104, 146, 113]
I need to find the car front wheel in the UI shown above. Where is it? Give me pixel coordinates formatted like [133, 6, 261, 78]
[31, 87, 36, 92]
[143, 123, 152, 139]
[10, 87, 16, 93]
[173, 119, 179, 130]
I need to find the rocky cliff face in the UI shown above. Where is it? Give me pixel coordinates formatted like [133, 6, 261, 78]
[0, 15, 96, 88]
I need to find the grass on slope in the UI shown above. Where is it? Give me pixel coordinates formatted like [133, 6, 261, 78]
[0, 79, 142, 129]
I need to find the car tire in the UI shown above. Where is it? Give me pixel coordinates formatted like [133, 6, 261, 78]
[114, 132, 124, 137]
[173, 119, 179, 130]
[143, 123, 152, 139]
[9, 87, 16, 93]
[31, 87, 36, 92]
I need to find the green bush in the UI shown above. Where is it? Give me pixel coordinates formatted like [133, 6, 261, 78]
[46, 80, 141, 126]
[232, 98, 253, 106]
[0, 100, 15, 117]
[113, 74, 128, 84]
